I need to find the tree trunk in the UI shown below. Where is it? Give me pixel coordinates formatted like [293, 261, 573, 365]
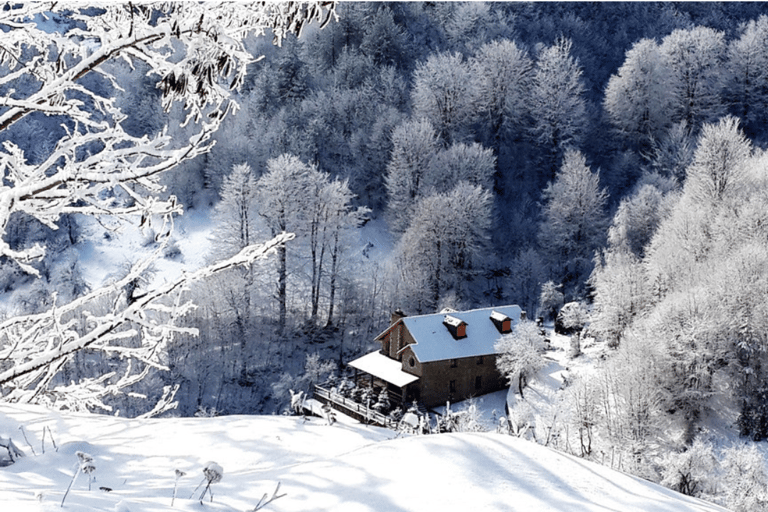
[277, 242, 286, 335]
[326, 231, 339, 327]
[310, 217, 320, 323]
[433, 239, 442, 308]
[240, 267, 252, 382]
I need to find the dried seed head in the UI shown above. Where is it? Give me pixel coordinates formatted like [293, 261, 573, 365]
[202, 461, 223, 484]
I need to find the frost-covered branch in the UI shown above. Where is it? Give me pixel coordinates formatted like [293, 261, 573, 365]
[0, 233, 294, 409]
[0, 2, 335, 274]
[0, 1, 332, 411]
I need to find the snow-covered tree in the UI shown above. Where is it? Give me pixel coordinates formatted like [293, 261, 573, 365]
[424, 142, 496, 195]
[385, 118, 441, 235]
[604, 38, 671, 151]
[0, 2, 333, 411]
[659, 26, 726, 131]
[649, 121, 696, 182]
[537, 281, 564, 322]
[495, 320, 548, 398]
[508, 248, 547, 318]
[471, 39, 533, 153]
[255, 154, 369, 330]
[727, 16, 768, 133]
[684, 116, 751, 205]
[606, 178, 678, 258]
[529, 38, 588, 177]
[538, 149, 608, 295]
[394, 183, 492, 312]
[211, 163, 259, 380]
[589, 251, 649, 348]
[411, 51, 475, 143]
[721, 444, 768, 512]
[256, 154, 324, 332]
[595, 331, 664, 477]
[306, 177, 370, 326]
[359, 5, 409, 68]
[660, 438, 716, 497]
[213, 164, 259, 258]
[557, 301, 589, 335]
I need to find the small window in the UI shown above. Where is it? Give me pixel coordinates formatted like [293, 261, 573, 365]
[449, 380, 456, 393]
[450, 359, 457, 368]
[475, 376, 482, 390]
[477, 356, 484, 365]
[409, 357, 415, 367]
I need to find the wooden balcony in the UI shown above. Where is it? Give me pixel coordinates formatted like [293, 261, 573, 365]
[312, 384, 397, 428]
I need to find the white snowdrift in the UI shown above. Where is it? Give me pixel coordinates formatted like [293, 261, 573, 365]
[0, 403, 728, 512]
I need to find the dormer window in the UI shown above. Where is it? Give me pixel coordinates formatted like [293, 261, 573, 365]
[443, 315, 467, 339]
[490, 310, 512, 334]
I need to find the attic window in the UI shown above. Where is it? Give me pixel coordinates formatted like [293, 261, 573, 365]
[443, 315, 467, 339]
[490, 311, 512, 334]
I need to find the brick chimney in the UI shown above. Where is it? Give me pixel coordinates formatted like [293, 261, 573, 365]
[390, 308, 406, 325]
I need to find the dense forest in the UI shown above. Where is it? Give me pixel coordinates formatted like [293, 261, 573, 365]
[5, 3, 768, 508]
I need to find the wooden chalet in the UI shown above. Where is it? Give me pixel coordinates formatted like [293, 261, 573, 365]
[348, 305, 525, 408]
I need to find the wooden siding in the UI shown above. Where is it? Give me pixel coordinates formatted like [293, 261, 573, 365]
[400, 348, 506, 408]
[374, 313, 509, 408]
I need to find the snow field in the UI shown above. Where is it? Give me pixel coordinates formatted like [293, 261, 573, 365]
[0, 401, 729, 512]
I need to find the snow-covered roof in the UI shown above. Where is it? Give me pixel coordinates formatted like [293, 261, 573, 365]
[348, 351, 420, 387]
[443, 315, 465, 328]
[398, 305, 523, 363]
[490, 310, 510, 323]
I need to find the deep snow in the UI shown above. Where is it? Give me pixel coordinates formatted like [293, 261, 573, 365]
[0, 402, 729, 511]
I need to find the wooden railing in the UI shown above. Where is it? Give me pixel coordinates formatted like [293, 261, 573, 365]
[312, 385, 395, 428]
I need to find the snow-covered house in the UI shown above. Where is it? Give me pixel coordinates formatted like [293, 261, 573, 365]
[348, 305, 524, 408]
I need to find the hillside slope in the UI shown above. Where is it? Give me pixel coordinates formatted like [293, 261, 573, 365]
[0, 404, 728, 511]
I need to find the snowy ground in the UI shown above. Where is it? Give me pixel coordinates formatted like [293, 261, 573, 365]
[0, 401, 730, 512]
[77, 208, 215, 292]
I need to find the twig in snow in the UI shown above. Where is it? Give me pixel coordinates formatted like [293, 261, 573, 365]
[190, 476, 206, 500]
[61, 464, 80, 507]
[61, 452, 95, 507]
[18, 426, 36, 456]
[172, 469, 186, 507]
[253, 482, 287, 510]
[43, 425, 58, 453]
